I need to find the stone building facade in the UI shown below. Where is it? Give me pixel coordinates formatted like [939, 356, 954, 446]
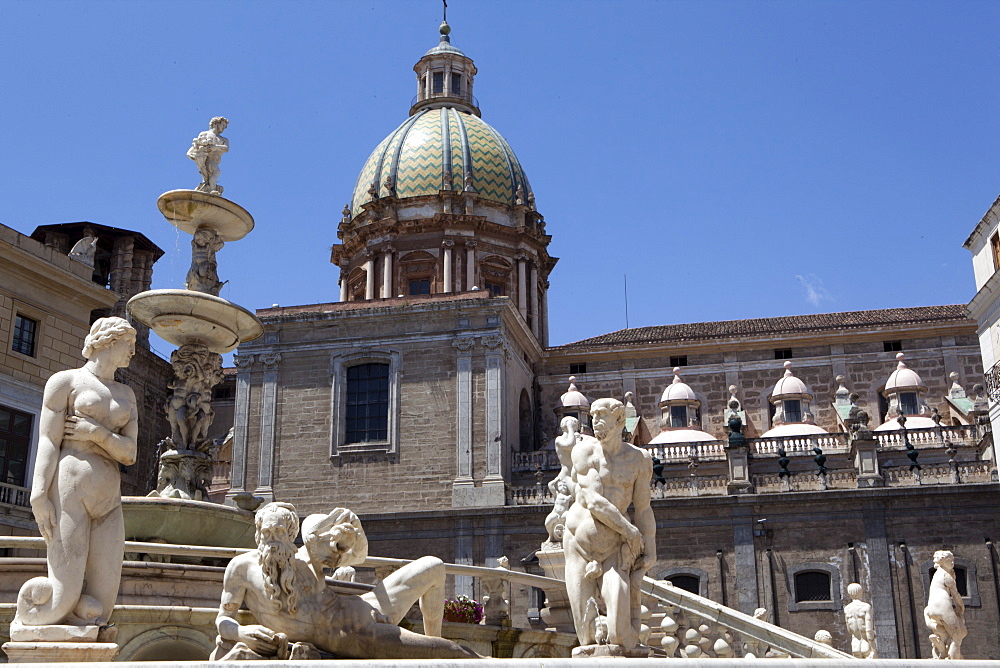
[223, 20, 1000, 659]
[0, 221, 171, 529]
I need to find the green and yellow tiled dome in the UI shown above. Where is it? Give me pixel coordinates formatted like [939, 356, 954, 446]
[350, 107, 531, 217]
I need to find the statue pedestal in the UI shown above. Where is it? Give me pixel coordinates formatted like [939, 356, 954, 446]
[537, 545, 575, 633]
[2, 640, 118, 663]
[572, 643, 651, 658]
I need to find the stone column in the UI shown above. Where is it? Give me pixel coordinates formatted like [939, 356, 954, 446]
[226, 354, 256, 505]
[424, 71, 431, 98]
[444, 63, 452, 95]
[442, 240, 454, 293]
[540, 280, 550, 347]
[481, 333, 506, 505]
[530, 263, 539, 338]
[466, 241, 477, 290]
[732, 509, 760, 615]
[339, 270, 348, 302]
[863, 501, 901, 658]
[363, 252, 375, 300]
[381, 245, 394, 298]
[452, 336, 475, 506]
[517, 254, 528, 319]
[255, 352, 281, 502]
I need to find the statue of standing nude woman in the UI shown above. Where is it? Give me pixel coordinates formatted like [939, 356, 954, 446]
[12, 317, 137, 637]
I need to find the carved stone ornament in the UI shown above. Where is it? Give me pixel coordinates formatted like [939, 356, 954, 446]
[480, 334, 504, 349]
[452, 337, 475, 352]
[233, 354, 256, 370]
[185, 225, 227, 295]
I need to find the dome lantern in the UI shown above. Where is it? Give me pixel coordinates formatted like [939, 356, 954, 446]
[410, 21, 480, 117]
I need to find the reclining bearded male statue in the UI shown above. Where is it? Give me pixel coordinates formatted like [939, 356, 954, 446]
[212, 502, 481, 660]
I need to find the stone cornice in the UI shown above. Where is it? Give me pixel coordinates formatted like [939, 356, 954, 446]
[963, 193, 1000, 250]
[0, 240, 117, 310]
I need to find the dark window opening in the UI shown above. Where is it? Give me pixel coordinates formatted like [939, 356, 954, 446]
[670, 575, 700, 595]
[12, 315, 37, 357]
[899, 392, 919, 416]
[345, 363, 389, 444]
[794, 571, 832, 602]
[0, 406, 33, 486]
[883, 340, 902, 352]
[774, 348, 793, 360]
[485, 281, 505, 298]
[432, 72, 444, 94]
[408, 278, 431, 295]
[451, 73, 462, 95]
[213, 387, 234, 400]
[783, 399, 802, 423]
[569, 363, 587, 375]
[928, 566, 968, 597]
[670, 405, 687, 428]
[670, 356, 688, 367]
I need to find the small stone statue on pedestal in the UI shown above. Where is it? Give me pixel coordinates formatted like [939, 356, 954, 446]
[924, 550, 967, 660]
[844, 582, 876, 658]
[187, 116, 229, 195]
[4, 318, 138, 663]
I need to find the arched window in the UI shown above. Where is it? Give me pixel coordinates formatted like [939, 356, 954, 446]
[518, 389, 533, 452]
[794, 571, 832, 602]
[398, 251, 436, 295]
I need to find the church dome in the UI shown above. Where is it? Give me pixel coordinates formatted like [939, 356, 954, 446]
[660, 368, 697, 402]
[772, 361, 809, 397]
[350, 107, 531, 217]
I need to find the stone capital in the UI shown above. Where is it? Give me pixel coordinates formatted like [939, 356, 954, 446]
[481, 334, 504, 350]
[261, 353, 282, 368]
[466, 240, 477, 250]
[383, 244, 395, 255]
[452, 336, 476, 352]
[233, 354, 256, 370]
[442, 239, 455, 249]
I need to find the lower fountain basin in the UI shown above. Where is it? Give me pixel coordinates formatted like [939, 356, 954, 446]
[122, 496, 255, 550]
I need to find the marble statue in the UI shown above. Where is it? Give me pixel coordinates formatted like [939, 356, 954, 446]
[185, 226, 227, 295]
[844, 582, 876, 658]
[814, 630, 833, 647]
[165, 343, 224, 452]
[213, 502, 481, 660]
[563, 398, 656, 654]
[13, 317, 137, 635]
[543, 416, 579, 546]
[924, 550, 966, 660]
[68, 230, 98, 268]
[187, 116, 229, 195]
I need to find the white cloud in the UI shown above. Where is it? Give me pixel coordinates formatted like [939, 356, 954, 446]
[795, 274, 832, 306]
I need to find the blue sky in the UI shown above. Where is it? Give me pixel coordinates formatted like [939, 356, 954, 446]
[1, 1, 997, 353]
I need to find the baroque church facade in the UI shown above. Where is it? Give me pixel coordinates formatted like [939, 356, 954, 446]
[221, 23, 998, 659]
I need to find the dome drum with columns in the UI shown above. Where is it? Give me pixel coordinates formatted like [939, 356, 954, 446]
[331, 21, 555, 344]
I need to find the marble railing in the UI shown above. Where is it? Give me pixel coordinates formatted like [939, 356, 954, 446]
[511, 450, 559, 473]
[876, 424, 984, 449]
[0, 482, 30, 509]
[644, 441, 726, 463]
[883, 461, 994, 486]
[752, 433, 849, 455]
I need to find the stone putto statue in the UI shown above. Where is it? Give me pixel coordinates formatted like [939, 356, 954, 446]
[543, 415, 578, 547]
[924, 550, 967, 660]
[212, 502, 481, 660]
[843, 582, 876, 658]
[562, 398, 656, 655]
[12, 318, 137, 637]
[187, 116, 229, 195]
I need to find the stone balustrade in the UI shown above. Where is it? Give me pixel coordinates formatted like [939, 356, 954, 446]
[876, 423, 984, 449]
[645, 441, 726, 463]
[511, 450, 558, 473]
[753, 432, 849, 455]
[0, 482, 30, 512]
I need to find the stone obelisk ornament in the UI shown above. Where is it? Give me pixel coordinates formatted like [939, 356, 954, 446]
[2, 318, 138, 662]
[128, 118, 262, 501]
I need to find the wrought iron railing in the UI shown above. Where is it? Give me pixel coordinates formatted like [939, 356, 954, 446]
[984, 359, 1000, 400]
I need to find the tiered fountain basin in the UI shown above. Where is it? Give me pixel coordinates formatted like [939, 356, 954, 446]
[122, 497, 255, 552]
[127, 289, 262, 354]
[157, 190, 253, 241]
